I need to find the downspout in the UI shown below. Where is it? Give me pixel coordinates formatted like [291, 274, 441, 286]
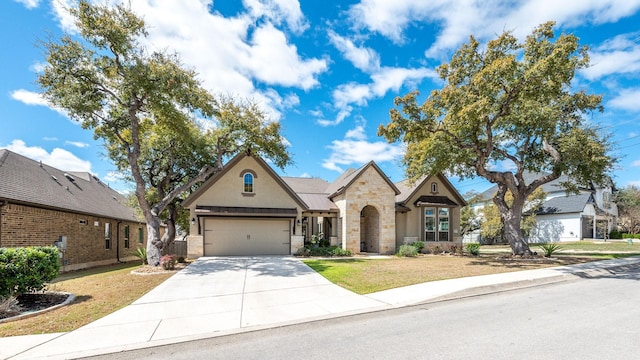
[0, 200, 6, 247]
[116, 221, 122, 263]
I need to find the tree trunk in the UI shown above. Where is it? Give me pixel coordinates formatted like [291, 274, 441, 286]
[146, 217, 163, 267]
[493, 193, 532, 256]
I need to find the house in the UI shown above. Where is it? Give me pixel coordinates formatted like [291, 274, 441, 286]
[0, 149, 147, 271]
[182, 152, 466, 257]
[467, 173, 618, 243]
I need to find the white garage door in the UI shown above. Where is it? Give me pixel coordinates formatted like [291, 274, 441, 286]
[203, 218, 291, 256]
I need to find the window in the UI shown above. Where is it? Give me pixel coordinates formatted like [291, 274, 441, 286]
[424, 207, 450, 242]
[138, 227, 144, 244]
[124, 225, 130, 249]
[105, 223, 111, 250]
[431, 182, 438, 193]
[424, 207, 436, 241]
[438, 208, 450, 241]
[243, 173, 254, 193]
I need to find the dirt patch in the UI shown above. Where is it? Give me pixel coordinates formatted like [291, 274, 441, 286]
[130, 262, 190, 275]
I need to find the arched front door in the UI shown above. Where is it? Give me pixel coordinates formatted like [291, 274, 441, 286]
[360, 205, 380, 253]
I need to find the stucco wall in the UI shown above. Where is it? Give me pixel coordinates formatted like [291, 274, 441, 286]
[397, 175, 463, 246]
[187, 156, 303, 237]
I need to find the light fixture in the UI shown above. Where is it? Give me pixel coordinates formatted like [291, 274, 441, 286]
[296, 219, 301, 225]
[191, 217, 196, 225]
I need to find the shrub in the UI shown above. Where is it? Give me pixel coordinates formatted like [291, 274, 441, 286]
[296, 245, 351, 257]
[465, 243, 480, 256]
[0, 246, 60, 297]
[132, 247, 148, 265]
[177, 256, 186, 263]
[411, 241, 425, 253]
[449, 245, 461, 255]
[160, 254, 177, 270]
[432, 245, 442, 255]
[538, 243, 562, 257]
[622, 233, 640, 239]
[397, 244, 418, 257]
[609, 231, 623, 239]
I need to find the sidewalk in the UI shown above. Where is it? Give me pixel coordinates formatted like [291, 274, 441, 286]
[2, 255, 639, 360]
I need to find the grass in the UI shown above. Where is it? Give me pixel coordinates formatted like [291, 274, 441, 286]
[481, 240, 640, 257]
[304, 255, 595, 294]
[0, 261, 173, 337]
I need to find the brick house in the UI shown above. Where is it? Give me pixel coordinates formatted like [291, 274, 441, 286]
[183, 152, 466, 257]
[0, 149, 147, 272]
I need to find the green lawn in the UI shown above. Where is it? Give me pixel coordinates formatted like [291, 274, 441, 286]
[481, 240, 640, 257]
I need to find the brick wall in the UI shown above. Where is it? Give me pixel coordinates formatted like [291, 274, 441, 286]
[0, 203, 147, 271]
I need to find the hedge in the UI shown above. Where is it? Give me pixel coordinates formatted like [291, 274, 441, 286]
[0, 246, 60, 297]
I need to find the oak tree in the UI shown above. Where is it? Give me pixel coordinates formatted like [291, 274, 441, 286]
[379, 22, 615, 255]
[38, 2, 291, 265]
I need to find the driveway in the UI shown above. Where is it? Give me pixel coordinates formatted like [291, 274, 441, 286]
[8, 256, 386, 359]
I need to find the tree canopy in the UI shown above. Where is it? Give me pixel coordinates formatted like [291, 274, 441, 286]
[37, 1, 291, 265]
[379, 22, 615, 255]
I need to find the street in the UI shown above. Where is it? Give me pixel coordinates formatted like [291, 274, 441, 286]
[87, 264, 640, 360]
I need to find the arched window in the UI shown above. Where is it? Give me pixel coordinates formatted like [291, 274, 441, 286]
[431, 182, 438, 193]
[243, 173, 254, 193]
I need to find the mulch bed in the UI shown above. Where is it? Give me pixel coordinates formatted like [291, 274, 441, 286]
[0, 292, 70, 321]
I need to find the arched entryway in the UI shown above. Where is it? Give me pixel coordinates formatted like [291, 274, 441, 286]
[360, 205, 380, 253]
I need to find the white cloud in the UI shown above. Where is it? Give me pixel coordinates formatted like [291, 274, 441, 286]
[243, 0, 308, 34]
[3, 139, 92, 172]
[349, 0, 640, 58]
[582, 32, 640, 80]
[51, 0, 78, 33]
[29, 61, 47, 73]
[322, 66, 436, 126]
[631, 160, 640, 167]
[328, 31, 380, 73]
[14, 0, 40, 9]
[322, 124, 404, 172]
[103, 171, 126, 183]
[65, 141, 90, 148]
[298, 172, 311, 178]
[48, 1, 326, 122]
[627, 180, 640, 187]
[244, 22, 327, 90]
[609, 88, 640, 111]
[10, 89, 68, 117]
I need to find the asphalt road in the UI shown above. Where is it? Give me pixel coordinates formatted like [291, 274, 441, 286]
[86, 265, 640, 360]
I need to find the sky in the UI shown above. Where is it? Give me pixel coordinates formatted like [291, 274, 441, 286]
[2, 0, 640, 196]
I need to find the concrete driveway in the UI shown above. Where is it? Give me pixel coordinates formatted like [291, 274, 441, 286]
[8, 256, 386, 359]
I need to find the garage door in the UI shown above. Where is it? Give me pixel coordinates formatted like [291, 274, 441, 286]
[203, 218, 291, 256]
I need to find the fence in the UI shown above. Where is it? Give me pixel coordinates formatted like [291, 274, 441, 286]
[165, 240, 187, 257]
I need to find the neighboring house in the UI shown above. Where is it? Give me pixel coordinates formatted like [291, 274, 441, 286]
[182, 152, 466, 257]
[0, 149, 147, 271]
[466, 173, 618, 243]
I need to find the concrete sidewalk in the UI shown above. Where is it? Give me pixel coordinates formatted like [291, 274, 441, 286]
[2, 255, 639, 360]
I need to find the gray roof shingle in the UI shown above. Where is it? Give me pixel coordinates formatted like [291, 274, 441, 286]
[536, 192, 592, 215]
[0, 149, 140, 222]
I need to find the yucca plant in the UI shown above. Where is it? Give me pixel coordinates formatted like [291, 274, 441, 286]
[538, 243, 562, 257]
[132, 247, 148, 265]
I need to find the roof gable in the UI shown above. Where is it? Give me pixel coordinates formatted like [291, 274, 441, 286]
[396, 173, 467, 207]
[327, 161, 400, 198]
[182, 152, 308, 209]
[0, 149, 139, 222]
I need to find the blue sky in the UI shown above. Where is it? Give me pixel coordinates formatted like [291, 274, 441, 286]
[2, 0, 640, 196]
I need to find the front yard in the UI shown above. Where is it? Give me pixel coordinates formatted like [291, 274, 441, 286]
[1, 241, 638, 337]
[304, 255, 593, 294]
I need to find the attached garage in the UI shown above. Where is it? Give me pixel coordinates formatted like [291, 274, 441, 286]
[203, 218, 292, 256]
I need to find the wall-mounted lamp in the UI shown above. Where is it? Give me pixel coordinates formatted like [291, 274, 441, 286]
[191, 217, 196, 225]
[296, 218, 301, 225]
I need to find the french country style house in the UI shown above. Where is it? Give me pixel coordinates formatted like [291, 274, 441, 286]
[0, 149, 147, 271]
[183, 152, 466, 257]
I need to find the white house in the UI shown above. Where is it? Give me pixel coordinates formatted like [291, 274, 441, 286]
[466, 173, 617, 243]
